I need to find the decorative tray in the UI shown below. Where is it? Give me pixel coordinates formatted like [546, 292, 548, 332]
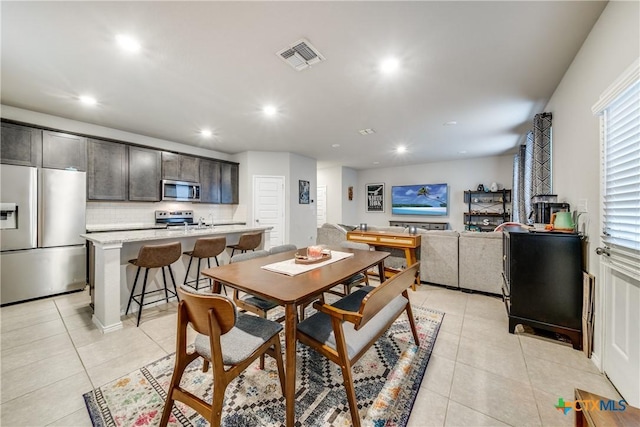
[294, 252, 332, 264]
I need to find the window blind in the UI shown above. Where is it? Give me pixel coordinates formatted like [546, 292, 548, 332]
[602, 79, 640, 253]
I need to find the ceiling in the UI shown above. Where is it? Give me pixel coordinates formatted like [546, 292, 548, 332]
[1, 1, 607, 170]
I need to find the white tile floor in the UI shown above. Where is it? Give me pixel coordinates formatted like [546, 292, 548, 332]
[0, 284, 620, 426]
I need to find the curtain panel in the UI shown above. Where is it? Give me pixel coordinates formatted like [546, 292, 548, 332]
[512, 112, 553, 223]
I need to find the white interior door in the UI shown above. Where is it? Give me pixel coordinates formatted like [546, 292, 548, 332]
[253, 175, 285, 249]
[317, 185, 327, 227]
[602, 260, 640, 406]
[594, 63, 640, 407]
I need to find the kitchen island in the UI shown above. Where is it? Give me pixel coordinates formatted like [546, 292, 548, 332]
[82, 225, 272, 333]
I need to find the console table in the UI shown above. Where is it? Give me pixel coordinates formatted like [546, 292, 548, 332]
[347, 230, 421, 289]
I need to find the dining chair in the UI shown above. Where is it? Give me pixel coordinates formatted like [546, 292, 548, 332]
[230, 250, 284, 367]
[268, 244, 297, 255]
[336, 241, 371, 295]
[297, 241, 371, 321]
[160, 286, 285, 426]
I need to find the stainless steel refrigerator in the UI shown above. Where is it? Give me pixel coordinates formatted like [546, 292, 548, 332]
[1, 164, 87, 305]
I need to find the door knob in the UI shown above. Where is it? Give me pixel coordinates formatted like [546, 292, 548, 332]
[595, 246, 610, 256]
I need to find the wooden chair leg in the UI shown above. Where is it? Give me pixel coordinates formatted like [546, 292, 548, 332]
[160, 351, 196, 426]
[268, 337, 286, 395]
[210, 379, 227, 426]
[202, 359, 210, 372]
[340, 360, 361, 427]
[403, 294, 420, 346]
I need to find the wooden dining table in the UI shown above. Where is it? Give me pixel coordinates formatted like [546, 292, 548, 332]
[201, 246, 389, 427]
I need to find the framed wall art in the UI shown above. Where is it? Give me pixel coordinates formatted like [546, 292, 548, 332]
[366, 183, 385, 212]
[299, 180, 310, 204]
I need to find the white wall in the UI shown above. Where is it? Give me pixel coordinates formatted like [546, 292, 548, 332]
[543, 0, 639, 365]
[317, 166, 342, 224]
[317, 165, 358, 225]
[289, 153, 318, 248]
[356, 155, 514, 231]
[237, 151, 317, 248]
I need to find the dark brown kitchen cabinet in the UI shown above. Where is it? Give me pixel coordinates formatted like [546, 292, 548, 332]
[42, 130, 87, 171]
[129, 146, 161, 201]
[161, 152, 200, 182]
[199, 159, 221, 203]
[1, 122, 42, 167]
[220, 162, 239, 204]
[502, 226, 584, 349]
[87, 139, 127, 201]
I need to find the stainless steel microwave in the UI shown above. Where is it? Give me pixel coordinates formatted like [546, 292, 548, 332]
[161, 180, 201, 202]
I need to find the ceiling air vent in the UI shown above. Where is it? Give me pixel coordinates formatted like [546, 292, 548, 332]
[276, 38, 325, 71]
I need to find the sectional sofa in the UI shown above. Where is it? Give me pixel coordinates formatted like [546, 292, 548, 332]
[316, 223, 503, 295]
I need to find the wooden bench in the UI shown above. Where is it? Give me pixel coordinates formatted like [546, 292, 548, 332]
[296, 262, 421, 427]
[574, 389, 640, 427]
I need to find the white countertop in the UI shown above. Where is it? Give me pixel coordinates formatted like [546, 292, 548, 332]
[85, 221, 247, 233]
[81, 224, 271, 244]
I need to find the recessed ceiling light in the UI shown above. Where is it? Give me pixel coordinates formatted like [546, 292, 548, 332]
[444, 121, 458, 126]
[331, 144, 340, 148]
[79, 95, 97, 106]
[373, 161, 380, 165]
[200, 129, 212, 138]
[396, 146, 407, 154]
[379, 57, 400, 74]
[358, 128, 376, 135]
[116, 34, 141, 53]
[458, 150, 468, 154]
[263, 105, 277, 116]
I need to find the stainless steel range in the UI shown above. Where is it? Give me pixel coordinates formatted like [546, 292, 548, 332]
[155, 210, 195, 228]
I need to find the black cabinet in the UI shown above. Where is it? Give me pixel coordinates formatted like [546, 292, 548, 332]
[220, 162, 239, 204]
[42, 130, 87, 171]
[199, 159, 221, 203]
[1, 122, 42, 167]
[129, 146, 161, 201]
[161, 152, 200, 182]
[502, 226, 584, 349]
[87, 139, 127, 201]
[464, 189, 511, 232]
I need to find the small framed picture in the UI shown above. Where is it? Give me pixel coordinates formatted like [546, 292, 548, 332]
[366, 183, 385, 212]
[299, 180, 310, 204]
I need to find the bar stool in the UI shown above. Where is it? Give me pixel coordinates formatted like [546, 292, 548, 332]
[227, 231, 262, 257]
[126, 241, 182, 326]
[183, 236, 227, 291]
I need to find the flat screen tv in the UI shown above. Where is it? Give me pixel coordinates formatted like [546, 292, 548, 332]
[391, 183, 448, 216]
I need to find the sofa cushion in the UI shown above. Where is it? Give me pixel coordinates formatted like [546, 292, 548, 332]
[420, 230, 459, 287]
[458, 231, 502, 294]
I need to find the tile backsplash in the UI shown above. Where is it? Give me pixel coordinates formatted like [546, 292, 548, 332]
[86, 202, 246, 227]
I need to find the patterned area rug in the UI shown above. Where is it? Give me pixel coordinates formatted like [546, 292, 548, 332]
[84, 306, 443, 427]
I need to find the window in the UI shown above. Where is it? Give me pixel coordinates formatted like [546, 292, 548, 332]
[593, 60, 640, 267]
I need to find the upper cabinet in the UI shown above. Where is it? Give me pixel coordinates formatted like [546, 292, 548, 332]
[129, 146, 161, 201]
[87, 139, 127, 201]
[220, 162, 239, 204]
[199, 159, 221, 204]
[161, 152, 200, 182]
[42, 130, 87, 171]
[1, 122, 42, 167]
